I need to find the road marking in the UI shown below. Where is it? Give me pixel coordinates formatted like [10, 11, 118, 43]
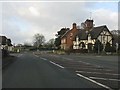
[40, 57, 47, 61]
[96, 56, 102, 57]
[49, 61, 64, 69]
[78, 61, 103, 68]
[74, 67, 112, 71]
[18, 54, 23, 57]
[62, 58, 103, 68]
[66, 67, 112, 71]
[76, 71, 119, 76]
[78, 61, 91, 65]
[62, 57, 73, 60]
[35, 55, 39, 57]
[89, 77, 120, 81]
[76, 73, 113, 90]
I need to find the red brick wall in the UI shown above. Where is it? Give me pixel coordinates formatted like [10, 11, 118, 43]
[66, 28, 78, 49]
[61, 23, 79, 50]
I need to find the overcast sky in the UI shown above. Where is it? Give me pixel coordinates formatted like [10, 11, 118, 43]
[0, 1, 119, 45]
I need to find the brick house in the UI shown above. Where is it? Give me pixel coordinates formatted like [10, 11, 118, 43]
[61, 23, 79, 50]
[61, 19, 113, 51]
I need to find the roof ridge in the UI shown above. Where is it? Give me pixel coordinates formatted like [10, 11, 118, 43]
[94, 25, 106, 28]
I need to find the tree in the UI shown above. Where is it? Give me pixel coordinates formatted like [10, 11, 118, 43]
[33, 33, 45, 48]
[93, 40, 103, 53]
[111, 30, 120, 51]
[54, 28, 69, 49]
[24, 42, 32, 48]
[45, 38, 55, 49]
[54, 38, 61, 49]
[105, 42, 111, 52]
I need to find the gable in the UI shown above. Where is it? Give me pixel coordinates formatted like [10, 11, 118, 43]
[75, 25, 112, 41]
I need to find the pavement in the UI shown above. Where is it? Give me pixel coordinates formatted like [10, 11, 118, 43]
[2, 51, 119, 89]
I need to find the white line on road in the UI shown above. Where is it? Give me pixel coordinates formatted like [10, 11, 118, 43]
[89, 77, 120, 81]
[76, 71, 119, 76]
[35, 55, 39, 57]
[62, 57, 73, 60]
[76, 73, 113, 90]
[18, 54, 23, 57]
[49, 61, 64, 69]
[40, 57, 47, 61]
[74, 67, 112, 71]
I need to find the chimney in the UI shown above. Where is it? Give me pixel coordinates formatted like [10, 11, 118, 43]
[85, 19, 94, 30]
[72, 23, 77, 29]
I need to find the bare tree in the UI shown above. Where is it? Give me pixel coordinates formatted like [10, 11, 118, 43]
[46, 38, 55, 49]
[33, 33, 45, 48]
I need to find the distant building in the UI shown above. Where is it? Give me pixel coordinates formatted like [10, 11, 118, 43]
[0, 36, 13, 52]
[60, 19, 113, 52]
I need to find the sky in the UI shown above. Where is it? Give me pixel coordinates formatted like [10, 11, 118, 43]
[0, 0, 119, 45]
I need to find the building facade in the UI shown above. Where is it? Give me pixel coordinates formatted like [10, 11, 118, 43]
[61, 19, 113, 52]
[0, 36, 13, 52]
[61, 23, 79, 50]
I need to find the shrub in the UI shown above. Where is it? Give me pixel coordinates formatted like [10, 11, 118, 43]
[93, 40, 103, 53]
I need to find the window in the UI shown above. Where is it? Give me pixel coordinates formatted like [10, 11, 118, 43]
[64, 39, 66, 43]
[70, 33, 73, 36]
[88, 34, 91, 41]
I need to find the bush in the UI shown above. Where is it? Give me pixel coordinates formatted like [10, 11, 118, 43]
[105, 42, 111, 52]
[93, 40, 103, 53]
[80, 49, 88, 53]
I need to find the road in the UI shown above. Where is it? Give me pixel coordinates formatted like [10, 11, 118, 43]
[2, 52, 119, 89]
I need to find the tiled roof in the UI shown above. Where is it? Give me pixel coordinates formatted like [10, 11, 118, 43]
[61, 28, 80, 38]
[76, 25, 109, 40]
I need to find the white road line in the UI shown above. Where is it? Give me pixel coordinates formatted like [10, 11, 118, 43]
[78, 61, 103, 68]
[76, 71, 119, 76]
[35, 55, 39, 57]
[40, 57, 47, 61]
[76, 73, 113, 90]
[18, 54, 23, 57]
[49, 61, 64, 69]
[75, 67, 112, 71]
[96, 56, 102, 57]
[62, 57, 73, 60]
[89, 77, 120, 81]
[78, 61, 91, 65]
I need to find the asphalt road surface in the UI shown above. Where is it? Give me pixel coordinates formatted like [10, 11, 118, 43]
[2, 52, 119, 89]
